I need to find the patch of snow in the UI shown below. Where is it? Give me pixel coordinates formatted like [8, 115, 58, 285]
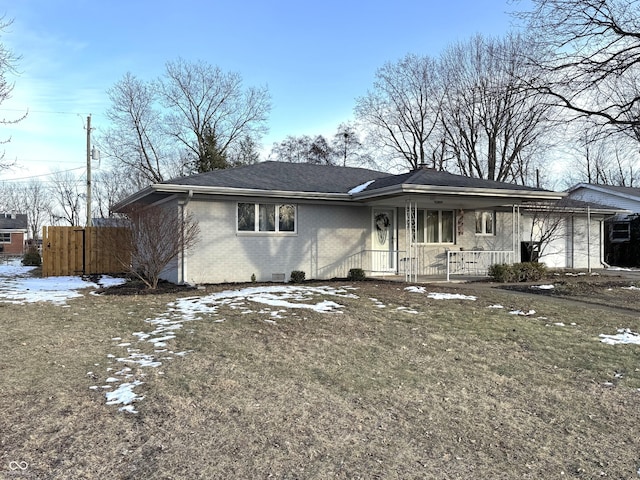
[0, 261, 126, 305]
[487, 304, 504, 309]
[404, 286, 426, 294]
[405, 286, 476, 300]
[427, 292, 477, 301]
[509, 309, 536, 316]
[105, 380, 145, 413]
[622, 286, 640, 290]
[531, 284, 555, 290]
[348, 179, 375, 194]
[599, 328, 640, 345]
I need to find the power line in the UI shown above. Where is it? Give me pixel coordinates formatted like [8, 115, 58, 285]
[0, 107, 91, 116]
[0, 166, 86, 182]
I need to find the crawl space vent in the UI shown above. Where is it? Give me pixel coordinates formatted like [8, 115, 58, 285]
[272, 273, 286, 283]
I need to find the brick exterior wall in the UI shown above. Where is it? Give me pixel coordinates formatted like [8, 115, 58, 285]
[0, 231, 25, 255]
[180, 199, 371, 284]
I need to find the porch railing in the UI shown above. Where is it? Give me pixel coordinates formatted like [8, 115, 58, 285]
[446, 250, 514, 281]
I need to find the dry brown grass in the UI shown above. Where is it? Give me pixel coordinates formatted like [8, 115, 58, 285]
[1, 277, 640, 479]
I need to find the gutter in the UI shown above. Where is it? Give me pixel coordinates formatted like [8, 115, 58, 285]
[112, 184, 355, 211]
[351, 184, 566, 201]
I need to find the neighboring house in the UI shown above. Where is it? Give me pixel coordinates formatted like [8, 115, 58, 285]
[567, 183, 640, 266]
[0, 213, 28, 255]
[112, 162, 614, 284]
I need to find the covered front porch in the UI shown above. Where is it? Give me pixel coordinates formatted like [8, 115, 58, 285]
[364, 247, 515, 281]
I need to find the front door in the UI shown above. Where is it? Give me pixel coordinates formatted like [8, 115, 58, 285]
[372, 209, 396, 272]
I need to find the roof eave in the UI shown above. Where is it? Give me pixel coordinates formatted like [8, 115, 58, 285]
[569, 183, 640, 202]
[112, 184, 353, 211]
[352, 184, 566, 201]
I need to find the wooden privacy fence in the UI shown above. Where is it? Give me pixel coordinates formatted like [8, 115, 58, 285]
[42, 226, 131, 277]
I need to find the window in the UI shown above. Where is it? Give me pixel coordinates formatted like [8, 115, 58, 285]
[237, 203, 296, 233]
[0, 232, 10, 243]
[475, 210, 495, 235]
[610, 222, 630, 243]
[413, 210, 454, 243]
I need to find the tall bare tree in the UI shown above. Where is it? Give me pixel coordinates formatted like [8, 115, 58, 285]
[101, 73, 173, 183]
[3, 180, 49, 239]
[438, 33, 554, 184]
[354, 54, 443, 171]
[0, 16, 26, 169]
[158, 58, 271, 173]
[516, 0, 640, 133]
[331, 122, 373, 167]
[48, 170, 83, 226]
[564, 125, 640, 187]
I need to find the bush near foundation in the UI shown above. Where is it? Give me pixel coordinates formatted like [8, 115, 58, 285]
[347, 268, 366, 281]
[488, 262, 547, 282]
[290, 270, 306, 283]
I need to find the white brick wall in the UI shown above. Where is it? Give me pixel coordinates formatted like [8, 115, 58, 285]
[182, 199, 370, 284]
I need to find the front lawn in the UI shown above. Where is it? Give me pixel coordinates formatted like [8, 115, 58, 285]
[1, 276, 639, 479]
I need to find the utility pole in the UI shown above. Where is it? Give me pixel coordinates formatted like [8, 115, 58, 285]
[86, 114, 92, 227]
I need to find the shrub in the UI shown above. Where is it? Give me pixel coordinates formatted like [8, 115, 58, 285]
[488, 262, 547, 283]
[22, 247, 42, 267]
[347, 268, 366, 281]
[290, 270, 306, 283]
[514, 262, 547, 282]
[488, 263, 514, 283]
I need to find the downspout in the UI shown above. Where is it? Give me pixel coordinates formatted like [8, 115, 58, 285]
[587, 206, 591, 273]
[178, 190, 194, 284]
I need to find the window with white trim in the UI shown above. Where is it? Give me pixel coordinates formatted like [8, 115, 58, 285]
[237, 203, 296, 233]
[0, 232, 10, 243]
[475, 210, 495, 235]
[414, 210, 454, 243]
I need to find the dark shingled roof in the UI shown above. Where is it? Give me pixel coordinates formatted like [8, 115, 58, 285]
[0, 213, 27, 229]
[164, 162, 555, 195]
[362, 168, 546, 193]
[165, 161, 389, 193]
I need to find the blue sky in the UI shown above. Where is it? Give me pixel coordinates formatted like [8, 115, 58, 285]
[0, 0, 525, 182]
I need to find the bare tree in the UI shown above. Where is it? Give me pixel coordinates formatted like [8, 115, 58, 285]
[516, 0, 640, 132]
[354, 53, 443, 171]
[104, 204, 200, 289]
[522, 202, 571, 262]
[438, 33, 554, 184]
[2, 180, 49, 239]
[101, 72, 174, 183]
[0, 16, 27, 169]
[331, 122, 373, 167]
[159, 58, 271, 173]
[563, 125, 640, 187]
[48, 170, 83, 226]
[270, 135, 314, 163]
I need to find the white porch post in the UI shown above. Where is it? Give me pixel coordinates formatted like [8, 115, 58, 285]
[587, 206, 592, 272]
[405, 199, 418, 282]
[512, 204, 521, 263]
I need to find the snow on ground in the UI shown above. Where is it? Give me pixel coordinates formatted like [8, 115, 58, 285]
[404, 286, 477, 301]
[0, 259, 125, 305]
[94, 284, 360, 412]
[2, 259, 639, 414]
[531, 284, 555, 290]
[599, 329, 640, 345]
